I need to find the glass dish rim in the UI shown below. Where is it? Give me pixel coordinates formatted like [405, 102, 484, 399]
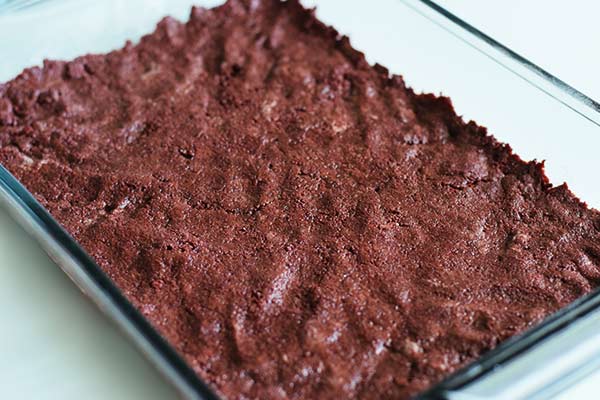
[0, 0, 599, 399]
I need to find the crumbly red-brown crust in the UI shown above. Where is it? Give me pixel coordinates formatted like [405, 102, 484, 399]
[1, 1, 600, 399]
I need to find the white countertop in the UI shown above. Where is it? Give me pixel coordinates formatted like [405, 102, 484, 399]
[1, 1, 599, 399]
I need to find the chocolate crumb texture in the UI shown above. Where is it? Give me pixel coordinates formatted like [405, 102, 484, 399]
[1, 1, 600, 399]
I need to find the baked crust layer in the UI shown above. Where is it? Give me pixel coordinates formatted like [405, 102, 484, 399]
[1, 1, 600, 398]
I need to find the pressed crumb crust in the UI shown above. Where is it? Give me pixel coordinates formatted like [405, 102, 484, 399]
[1, 1, 600, 399]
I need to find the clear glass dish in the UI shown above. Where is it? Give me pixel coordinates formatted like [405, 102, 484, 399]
[1, 1, 599, 399]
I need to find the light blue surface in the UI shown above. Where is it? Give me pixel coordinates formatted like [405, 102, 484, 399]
[0, 207, 179, 400]
[437, 0, 600, 103]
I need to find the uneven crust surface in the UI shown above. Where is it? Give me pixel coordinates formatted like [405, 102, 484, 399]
[2, 1, 600, 398]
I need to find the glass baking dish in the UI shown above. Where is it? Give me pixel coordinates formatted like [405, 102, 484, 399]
[1, 0, 599, 399]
